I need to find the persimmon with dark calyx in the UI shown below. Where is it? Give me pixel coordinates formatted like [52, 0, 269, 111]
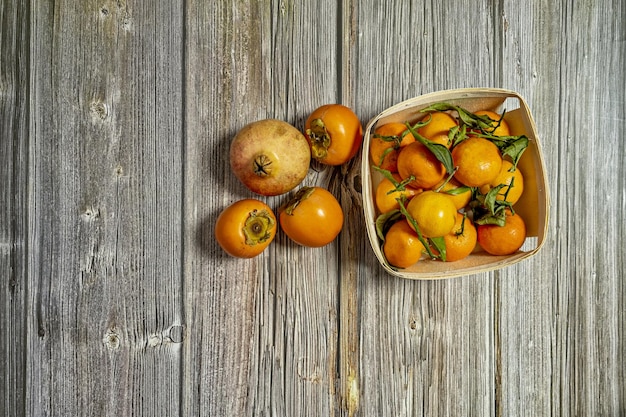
[230, 119, 311, 196]
[215, 199, 277, 258]
[279, 186, 344, 247]
[305, 104, 363, 166]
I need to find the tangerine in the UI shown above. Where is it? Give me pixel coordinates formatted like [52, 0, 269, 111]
[397, 141, 446, 189]
[435, 178, 472, 210]
[383, 220, 425, 268]
[479, 160, 524, 205]
[474, 110, 511, 136]
[405, 190, 457, 238]
[451, 137, 503, 187]
[375, 174, 421, 214]
[477, 210, 527, 255]
[441, 213, 477, 262]
[369, 122, 415, 172]
[417, 111, 457, 148]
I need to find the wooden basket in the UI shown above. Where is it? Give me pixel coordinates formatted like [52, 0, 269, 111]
[361, 88, 550, 279]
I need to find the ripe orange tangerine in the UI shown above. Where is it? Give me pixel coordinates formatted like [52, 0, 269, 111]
[397, 141, 446, 190]
[474, 110, 511, 136]
[435, 178, 472, 210]
[405, 190, 457, 238]
[451, 137, 503, 187]
[417, 111, 457, 148]
[375, 174, 421, 214]
[441, 213, 477, 262]
[370, 122, 415, 172]
[383, 220, 425, 268]
[477, 210, 527, 255]
[479, 160, 524, 205]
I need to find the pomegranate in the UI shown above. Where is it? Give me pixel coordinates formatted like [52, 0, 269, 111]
[230, 119, 311, 196]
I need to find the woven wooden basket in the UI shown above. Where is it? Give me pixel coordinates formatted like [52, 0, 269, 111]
[361, 88, 550, 279]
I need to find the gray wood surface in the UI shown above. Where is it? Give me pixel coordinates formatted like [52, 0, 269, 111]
[1, 0, 625, 416]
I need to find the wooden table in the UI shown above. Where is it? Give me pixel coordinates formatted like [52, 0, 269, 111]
[2, 1, 625, 415]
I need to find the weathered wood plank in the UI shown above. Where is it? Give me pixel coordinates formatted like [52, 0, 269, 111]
[183, 1, 344, 415]
[0, 1, 29, 416]
[27, 1, 185, 415]
[498, 1, 626, 415]
[352, 1, 504, 415]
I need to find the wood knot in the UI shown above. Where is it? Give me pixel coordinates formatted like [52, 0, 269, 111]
[103, 327, 121, 350]
[81, 206, 101, 222]
[90, 100, 108, 121]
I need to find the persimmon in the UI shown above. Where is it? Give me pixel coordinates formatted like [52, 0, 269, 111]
[305, 104, 363, 165]
[215, 199, 277, 258]
[279, 186, 344, 247]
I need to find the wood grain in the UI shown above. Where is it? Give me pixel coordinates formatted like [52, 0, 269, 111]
[1, 0, 625, 416]
[1, 1, 29, 416]
[27, 1, 185, 415]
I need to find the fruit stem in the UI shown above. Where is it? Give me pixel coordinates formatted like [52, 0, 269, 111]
[283, 186, 315, 216]
[253, 154, 272, 177]
[306, 119, 331, 160]
[243, 209, 275, 245]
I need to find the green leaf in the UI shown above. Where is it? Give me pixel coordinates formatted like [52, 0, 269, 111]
[483, 184, 506, 214]
[419, 103, 456, 113]
[405, 122, 455, 174]
[372, 166, 415, 192]
[474, 210, 507, 227]
[500, 136, 529, 168]
[445, 185, 473, 196]
[372, 133, 401, 143]
[375, 209, 403, 242]
[397, 198, 437, 259]
[429, 236, 447, 262]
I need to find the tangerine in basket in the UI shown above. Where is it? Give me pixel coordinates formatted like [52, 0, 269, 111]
[375, 174, 421, 214]
[435, 178, 472, 210]
[370, 122, 415, 172]
[405, 190, 457, 238]
[441, 212, 477, 262]
[383, 220, 425, 268]
[479, 160, 524, 205]
[474, 110, 511, 136]
[451, 136, 502, 187]
[397, 142, 446, 189]
[417, 111, 457, 148]
[477, 210, 527, 255]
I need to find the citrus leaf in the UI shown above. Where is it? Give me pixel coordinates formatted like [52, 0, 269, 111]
[372, 166, 415, 192]
[405, 122, 455, 174]
[500, 136, 528, 168]
[397, 198, 437, 259]
[375, 209, 403, 242]
[429, 236, 446, 262]
[445, 185, 472, 196]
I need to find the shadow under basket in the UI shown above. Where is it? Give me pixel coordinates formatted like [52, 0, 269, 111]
[361, 88, 550, 279]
